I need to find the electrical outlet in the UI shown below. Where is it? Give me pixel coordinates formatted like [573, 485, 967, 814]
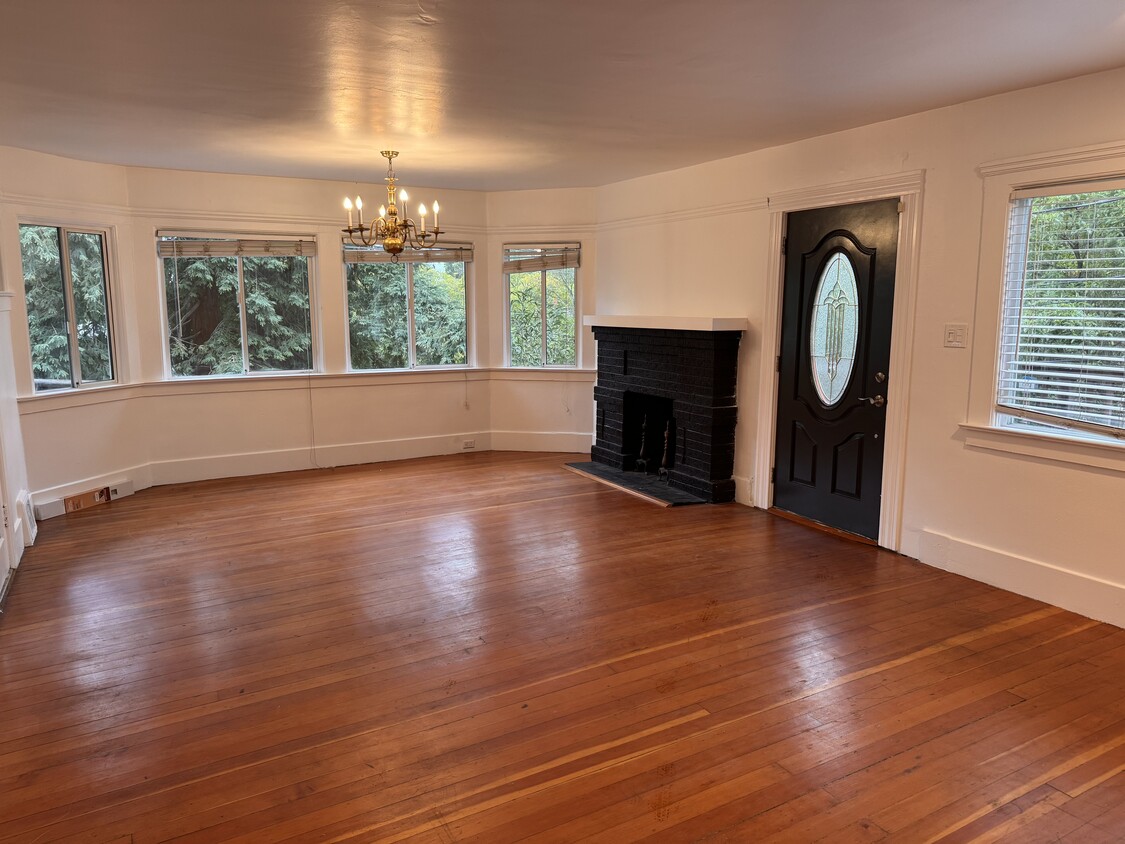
[463, 439, 476, 450]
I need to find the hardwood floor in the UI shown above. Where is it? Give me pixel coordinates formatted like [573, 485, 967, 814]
[2, 452, 1124, 843]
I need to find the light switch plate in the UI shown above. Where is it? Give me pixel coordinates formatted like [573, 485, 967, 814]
[944, 323, 968, 348]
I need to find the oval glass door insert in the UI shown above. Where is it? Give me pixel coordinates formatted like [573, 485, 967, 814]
[809, 251, 859, 406]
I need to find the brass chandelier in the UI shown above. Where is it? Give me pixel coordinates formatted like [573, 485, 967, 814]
[342, 150, 441, 257]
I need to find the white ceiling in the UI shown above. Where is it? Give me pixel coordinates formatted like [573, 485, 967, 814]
[2, 0, 1125, 191]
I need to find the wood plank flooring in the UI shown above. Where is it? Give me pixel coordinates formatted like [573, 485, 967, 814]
[1, 451, 1124, 842]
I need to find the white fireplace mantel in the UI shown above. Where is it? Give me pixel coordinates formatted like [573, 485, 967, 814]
[583, 315, 749, 332]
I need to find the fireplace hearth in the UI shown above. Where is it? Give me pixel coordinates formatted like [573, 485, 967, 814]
[586, 317, 746, 503]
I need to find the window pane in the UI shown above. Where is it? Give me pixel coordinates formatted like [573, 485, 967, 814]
[412, 262, 467, 366]
[347, 262, 409, 369]
[244, 256, 312, 372]
[67, 232, 113, 383]
[19, 224, 73, 391]
[998, 190, 1125, 435]
[164, 256, 243, 376]
[809, 252, 858, 406]
[509, 270, 543, 367]
[545, 268, 576, 366]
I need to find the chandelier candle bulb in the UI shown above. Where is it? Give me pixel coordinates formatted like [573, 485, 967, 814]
[340, 151, 442, 258]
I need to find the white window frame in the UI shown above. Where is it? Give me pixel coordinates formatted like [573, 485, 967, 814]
[964, 142, 1125, 474]
[158, 232, 319, 379]
[502, 242, 581, 368]
[343, 243, 473, 371]
[18, 222, 118, 392]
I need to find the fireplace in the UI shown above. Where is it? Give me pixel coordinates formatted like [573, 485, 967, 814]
[586, 316, 747, 503]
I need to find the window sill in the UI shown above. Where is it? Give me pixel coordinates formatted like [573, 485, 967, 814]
[18, 368, 595, 414]
[959, 423, 1125, 474]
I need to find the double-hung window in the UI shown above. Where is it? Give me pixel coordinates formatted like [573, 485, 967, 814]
[997, 183, 1125, 439]
[159, 234, 316, 377]
[345, 244, 471, 370]
[19, 224, 115, 392]
[504, 243, 579, 367]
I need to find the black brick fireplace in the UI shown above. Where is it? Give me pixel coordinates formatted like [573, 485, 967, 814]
[588, 319, 745, 503]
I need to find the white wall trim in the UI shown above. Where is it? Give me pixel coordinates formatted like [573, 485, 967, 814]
[959, 423, 1125, 473]
[486, 223, 598, 238]
[752, 170, 926, 550]
[752, 210, 786, 510]
[29, 427, 597, 515]
[597, 197, 769, 232]
[17, 370, 500, 413]
[483, 368, 596, 383]
[918, 528, 1125, 628]
[32, 464, 155, 507]
[490, 430, 594, 452]
[766, 170, 927, 212]
[0, 190, 492, 237]
[978, 140, 1125, 178]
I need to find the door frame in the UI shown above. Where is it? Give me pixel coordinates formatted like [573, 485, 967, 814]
[753, 171, 925, 551]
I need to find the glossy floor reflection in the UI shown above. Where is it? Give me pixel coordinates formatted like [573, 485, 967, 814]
[2, 452, 1124, 842]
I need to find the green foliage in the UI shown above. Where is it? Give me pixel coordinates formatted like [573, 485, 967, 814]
[165, 253, 312, 376]
[347, 262, 409, 369]
[545, 268, 576, 366]
[412, 262, 467, 366]
[19, 225, 112, 390]
[67, 232, 113, 382]
[508, 268, 576, 366]
[244, 257, 312, 371]
[508, 271, 542, 367]
[347, 259, 466, 369]
[1012, 191, 1125, 428]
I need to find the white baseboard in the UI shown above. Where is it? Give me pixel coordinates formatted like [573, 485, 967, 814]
[311, 433, 493, 469]
[918, 528, 1125, 629]
[733, 473, 754, 506]
[30, 433, 509, 518]
[490, 431, 593, 452]
[33, 465, 154, 510]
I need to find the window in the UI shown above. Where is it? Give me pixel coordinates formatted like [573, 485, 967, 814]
[997, 184, 1125, 439]
[19, 224, 115, 392]
[159, 234, 315, 377]
[504, 243, 579, 367]
[345, 244, 471, 370]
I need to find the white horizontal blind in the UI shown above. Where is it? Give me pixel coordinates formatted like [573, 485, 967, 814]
[343, 243, 473, 264]
[157, 234, 317, 257]
[996, 189, 1125, 438]
[502, 243, 581, 274]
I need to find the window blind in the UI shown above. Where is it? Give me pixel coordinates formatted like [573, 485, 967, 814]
[996, 190, 1125, 439]
[502, 243, 581, 274]
[157, 234, 317, 258]
[343, 243, 473, 264]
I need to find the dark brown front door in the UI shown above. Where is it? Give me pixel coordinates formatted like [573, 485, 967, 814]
[772, 199, 899, 540]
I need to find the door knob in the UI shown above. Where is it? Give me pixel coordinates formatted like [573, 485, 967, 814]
[858, 394, 885, 407]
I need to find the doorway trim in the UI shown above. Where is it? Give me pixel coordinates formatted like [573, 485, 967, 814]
[753, 170, 925, 551]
